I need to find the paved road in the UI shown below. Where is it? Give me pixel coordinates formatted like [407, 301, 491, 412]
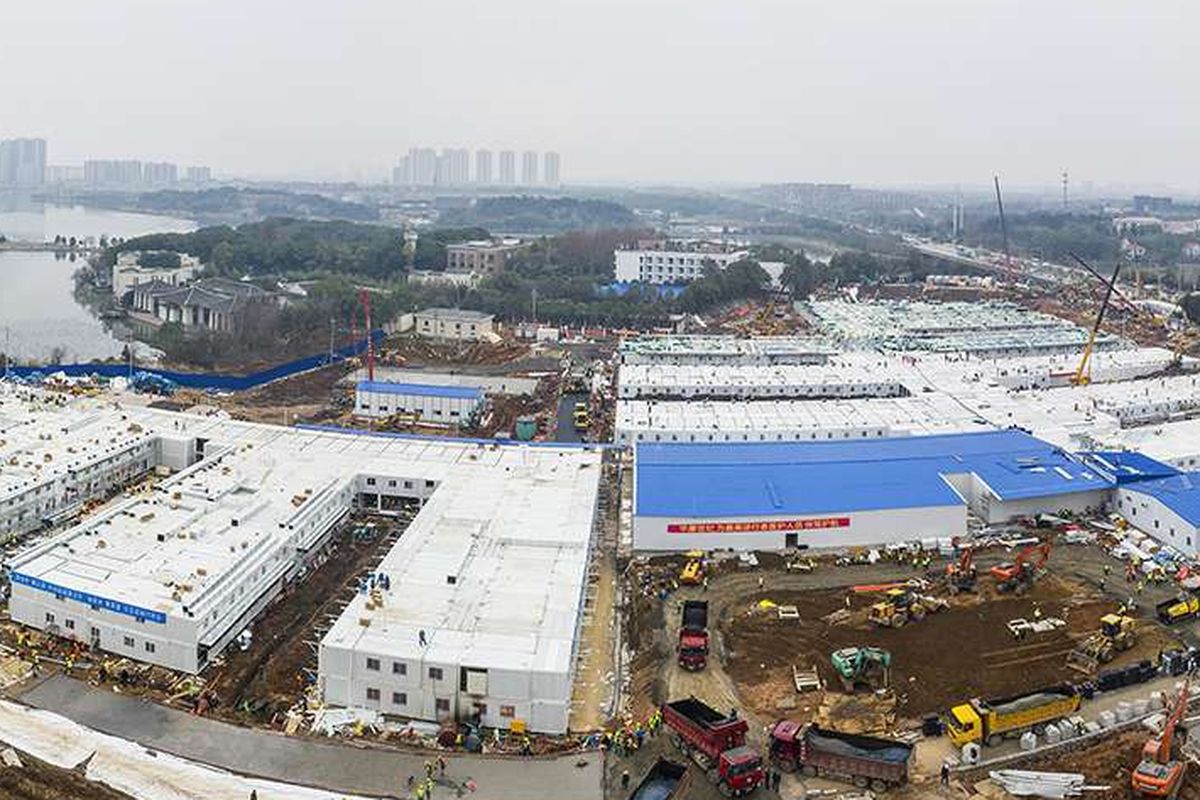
[20, 675, 602, 800]
[556, 392, 587, 443]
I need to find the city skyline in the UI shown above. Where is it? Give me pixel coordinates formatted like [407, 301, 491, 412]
[3, 0, 1199, 190]
[392, 147, 562, 188]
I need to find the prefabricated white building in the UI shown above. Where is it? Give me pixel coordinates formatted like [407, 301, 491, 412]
[354, 381, 484, 425]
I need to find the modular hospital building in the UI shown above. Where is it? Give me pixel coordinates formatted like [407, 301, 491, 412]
[632, 430, 1116, 551]
[2, 388, 601, 734]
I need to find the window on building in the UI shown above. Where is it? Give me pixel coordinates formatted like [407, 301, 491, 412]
[145, 642, 156, 654]
[429, 667, 444, 680]
[366, 688, 380, 701]
[393, 662, 407, 675]
[124, 635, 135, 648]
[392, 692, 407, 705]
[366, 657, 380, 671]
[366, 478, 376, 486]
[1155, 520, 1161, 529]
[64, 619, 75, 630]
[436, 698, 450, 712]
[500, 705, 516, 718]
[44, 612, 55, 624]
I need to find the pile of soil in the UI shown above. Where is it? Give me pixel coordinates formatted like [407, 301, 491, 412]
[0, 751, 132, 800]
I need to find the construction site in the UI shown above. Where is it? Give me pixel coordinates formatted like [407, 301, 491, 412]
[9, 259, 1200, 800]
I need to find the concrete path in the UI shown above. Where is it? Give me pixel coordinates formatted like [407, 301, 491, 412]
[20, 675, 602, 800]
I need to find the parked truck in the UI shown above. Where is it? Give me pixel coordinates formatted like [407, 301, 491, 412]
[768, 721, 912, 792]
[663, 698, 765, 796]
[1156, 593, 1200, 625]
[629, 759, 691, 800]
[678, 600, 710, 671]
[946, 684, 1081, 747]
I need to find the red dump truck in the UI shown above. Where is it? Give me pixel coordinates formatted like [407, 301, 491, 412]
[769, 721, 913, 792]
[629, 758, 691, 800]
[677, 600, 710, 671]
[663, 698, 764, 797]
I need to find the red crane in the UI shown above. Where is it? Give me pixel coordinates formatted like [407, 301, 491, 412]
[989, 541, 1051, 593]
[359, 289, 374, 381]
[1131, 680, 1190, 797]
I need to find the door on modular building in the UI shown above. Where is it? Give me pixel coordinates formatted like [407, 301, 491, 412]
[785, 533, 798, 548]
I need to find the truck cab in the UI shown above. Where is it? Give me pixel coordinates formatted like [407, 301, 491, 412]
[720, 746, 765, 796]
[768, 719, 805, 764]
[678, 629, 709, 670]
[945, 704, 983, 747]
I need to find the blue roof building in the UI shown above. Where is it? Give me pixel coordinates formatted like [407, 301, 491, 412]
[1115, 472, 1200, 555]
[354, 380, 484, 426]
[634, 430, 1116, 551]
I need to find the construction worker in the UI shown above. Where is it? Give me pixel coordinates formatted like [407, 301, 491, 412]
[621, 769, 631, 790]
[424, 760, 434, 780]
[437, 756, 446, 777]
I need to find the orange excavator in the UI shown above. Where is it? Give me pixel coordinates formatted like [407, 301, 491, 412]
[944, 542, 977, 594]
[1131, 680, 1191, 798]
[990, 541, 1051, 593]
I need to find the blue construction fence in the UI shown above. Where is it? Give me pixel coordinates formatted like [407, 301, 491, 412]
[3, 330, 385, 393]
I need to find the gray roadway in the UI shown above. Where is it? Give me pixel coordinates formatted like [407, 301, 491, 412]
[19, 675, 602, 800]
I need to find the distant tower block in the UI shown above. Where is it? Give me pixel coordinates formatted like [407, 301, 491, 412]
[1062, 170, 1069, 209]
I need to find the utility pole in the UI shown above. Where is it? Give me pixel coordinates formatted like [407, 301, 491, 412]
[329, 318, 335, 365]
[127, 330, 134, 380]
[531, 287, 538, 322]
[3, 326, 9, 381]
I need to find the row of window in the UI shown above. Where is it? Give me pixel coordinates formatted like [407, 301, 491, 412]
[364, 478, 436, 489]
[44, 612, 156, 653]
[631, 429, 888, 443]
[359, 404, 461, 417]
[362, 687, 515, 718]
[364, 657, 441, 681]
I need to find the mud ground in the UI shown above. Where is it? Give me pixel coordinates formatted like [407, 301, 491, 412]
[0, 749, 133, 800]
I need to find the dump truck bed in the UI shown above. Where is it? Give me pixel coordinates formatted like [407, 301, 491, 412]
[798, 725, 912, 785]
[629, 759, 690, 800]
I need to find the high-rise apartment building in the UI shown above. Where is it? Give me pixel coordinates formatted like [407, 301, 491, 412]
[543, 152, 561, 187]
[143, 162, 178, 185]
[185, 166, 212, 183]
[0, 138, 47, 188]
[392, 156, 412, 186]
[521, 151, 538, 186]
[84, 160, 144, 187]
[475, 149, 493, 184]
[498, 151, 516, 185]
[409, 147, 438, 186]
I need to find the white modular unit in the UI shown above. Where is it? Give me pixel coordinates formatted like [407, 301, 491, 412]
[354, 381, 484, 425]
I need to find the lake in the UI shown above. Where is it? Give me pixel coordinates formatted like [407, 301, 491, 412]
[0, 201, 196, 362]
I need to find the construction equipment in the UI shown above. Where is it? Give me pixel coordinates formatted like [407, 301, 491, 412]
[867, 588, 947, 628]
[677, 600, 710, 671]
[944, 544, 977, 594]
[663, 698, 765, 797]
[679, 559, 704, 586]
[1070, 256, 1123, 386]
[990, 541, 1051, 593]
[831, 647, 891, 693]
[993, 175, 1015, 278]
[1066, 613, 1137, 674]
[768, 721, 913, 791]
[1157, 592, 1200, 626]
[1131, 680, 1191, 798]
[946, 684, 1081, 747]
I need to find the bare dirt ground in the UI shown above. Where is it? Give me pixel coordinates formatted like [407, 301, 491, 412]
[0, 750, 133, 800]
[991, 729, 1200, 800]
[205, 514, 410, 723]
[173, 362, 353, 425]
[720, 573, 1176, 723]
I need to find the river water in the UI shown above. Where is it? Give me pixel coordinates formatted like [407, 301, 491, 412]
[0, 201, 196, 362]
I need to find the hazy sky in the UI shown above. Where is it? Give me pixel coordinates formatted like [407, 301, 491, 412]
[3, 0, 1196, 189]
